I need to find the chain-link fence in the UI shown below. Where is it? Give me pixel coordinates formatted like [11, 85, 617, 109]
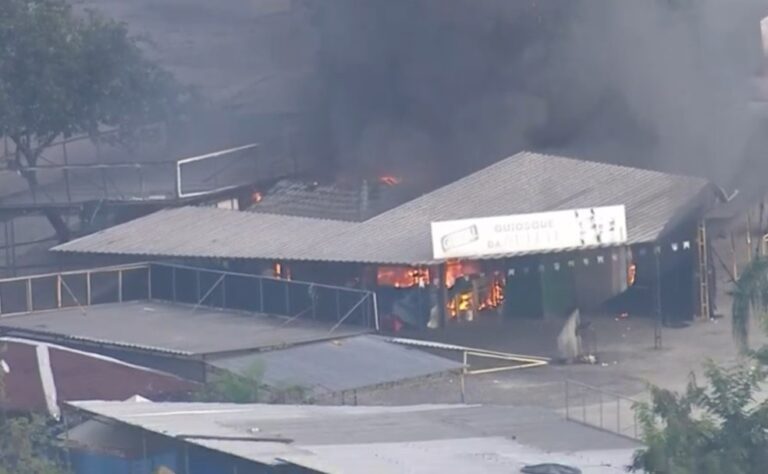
[0, 262, 378, 331]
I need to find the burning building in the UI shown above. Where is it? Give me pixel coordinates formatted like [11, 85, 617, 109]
[52, 151, 719, 349]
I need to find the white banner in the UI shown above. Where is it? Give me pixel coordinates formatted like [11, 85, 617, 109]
[431, 205, 627, 260]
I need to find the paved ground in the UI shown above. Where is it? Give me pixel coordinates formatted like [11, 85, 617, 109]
[350, 229, 768, 441]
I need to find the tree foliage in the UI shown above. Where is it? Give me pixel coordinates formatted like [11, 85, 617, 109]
[194, 363, 308, 405]
[731, 257, 768, 352]
[0, 348, 67, 474]
[630, 361, 768, 474]
[0, 0, 188, 180]
[0, 415, 68, 474]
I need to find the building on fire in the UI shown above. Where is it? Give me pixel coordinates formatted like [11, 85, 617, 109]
[52, 152, 721, 350]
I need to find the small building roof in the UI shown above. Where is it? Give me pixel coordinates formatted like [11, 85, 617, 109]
[54, 152, 712, 264]
[67, 400, 637, 473]
[0, 337, 196, 414]
[210, 335, 463, 395]
[0, 301, 367, 357]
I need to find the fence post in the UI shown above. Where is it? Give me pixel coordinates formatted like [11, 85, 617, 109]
[285, 283, 290, 315]
[616, 397, 621, 434]
[148, 265, 153, 300]
[171, 267, 177, 303]
[259, 278, 264, 313]
[335, 289, 341, 322]
[565, 380, 570, 421]
[196, 270, 201, 304]
[56, 274, 62, 308]
[118, 269, 123, 303]
[634, 412, 639, 439]
[86, 272, 91, 305]
[599, 390, 604, 430]
[222, 275, 227, 308]
[373, 291, 380, 331]
[62, 142, 72, 203]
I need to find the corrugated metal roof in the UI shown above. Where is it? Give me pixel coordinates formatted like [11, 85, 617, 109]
[0, 337, 196, 413]
[55, 207, 356, 261]
[67, 400, 636, 473]
[210, 335, 463, 394]
[54, 152, 712, 264]
[0, 301, 367, 356]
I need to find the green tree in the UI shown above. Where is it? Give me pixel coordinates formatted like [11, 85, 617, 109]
[630, 361, 768, 474]
[630, 256, 768, 473]
[195, 363, 307, 404]
[0, 415, 68, 474]
[0, 0, 188, 240]
[731, 257, 768, 352]
[0, 347, 67, 474]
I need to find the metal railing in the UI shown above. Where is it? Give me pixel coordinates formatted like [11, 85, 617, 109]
[1, 132, 288, 204]
[0, 262, 379, 331]
[564, 379, 642, 441]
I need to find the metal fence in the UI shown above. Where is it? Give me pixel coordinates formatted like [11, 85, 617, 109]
[564, 379, 642, 441]
[0, 262, 378, 331]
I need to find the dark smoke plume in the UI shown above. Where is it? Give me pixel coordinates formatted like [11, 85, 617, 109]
[300, 0, 767, 186]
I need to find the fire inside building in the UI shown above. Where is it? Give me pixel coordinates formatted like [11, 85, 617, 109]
[53, 152, 721, 350]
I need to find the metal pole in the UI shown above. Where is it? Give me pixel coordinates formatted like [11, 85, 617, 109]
[285, 283, 291, 315]
[196, 269, 201, 304]
[172, 267, 177, 303]
[616, 397, 621, 434]
[86, 271, 91, 305]
[461, 351, 468, 403]
[222, 275, 227, 308]
[372, 292, 380, 331]
[9, 219, 16, 277]
[654, 246, 663, 350]
[599, 390, 604, 429]
[118, 269, 123, 303]
[142, 432, 148, 471]
[259, 278, 264, 313]
[634, 412, 639, 439]
[335, 289, 341, 322]
[56, 274, 62, 308]
[62, 142, 72, 203]
[565, 380, 570, 420]
[26, 278, 32, 312]
[148, 264, 153, 300]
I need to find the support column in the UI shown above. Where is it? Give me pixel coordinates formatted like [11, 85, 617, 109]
[436, 263, 447, 330]
[654, 245, 663, 350]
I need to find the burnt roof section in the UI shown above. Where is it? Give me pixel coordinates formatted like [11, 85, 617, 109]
[0, 301, 367, 357]
[54, 152, 713, 264]
[250, 178, 410, 221]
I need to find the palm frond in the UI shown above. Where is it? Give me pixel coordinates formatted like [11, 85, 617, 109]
[731, 257, 768, 352]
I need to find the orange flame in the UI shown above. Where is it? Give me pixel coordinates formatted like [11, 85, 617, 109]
[379, 175, 402, 186]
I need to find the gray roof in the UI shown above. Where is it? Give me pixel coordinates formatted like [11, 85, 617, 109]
[68, 400, 636, 473]
[55, 207, 356, 261]
[210, 335, 463, 395]
[54, 152, 712, 264]
[252, 179, 369, 221]
[0, 301, 366, 356]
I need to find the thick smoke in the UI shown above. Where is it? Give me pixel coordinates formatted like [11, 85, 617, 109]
[300, 0, 767, 186]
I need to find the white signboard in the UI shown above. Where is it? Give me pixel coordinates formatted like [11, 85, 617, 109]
[430, 205, 627, 260]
